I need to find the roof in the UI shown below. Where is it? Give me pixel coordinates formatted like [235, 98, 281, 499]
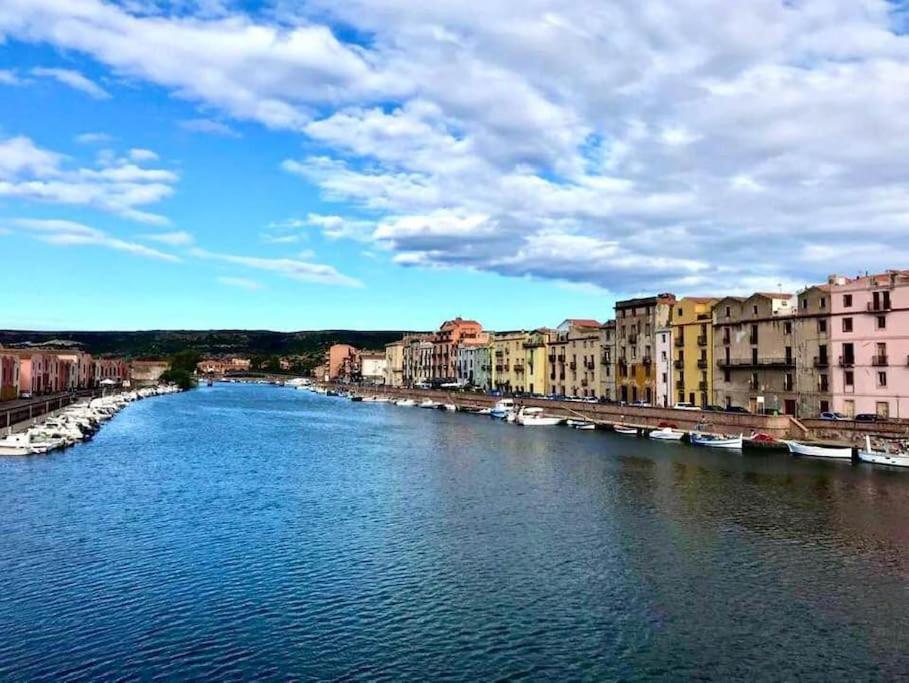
[753, 292, 794, 299]
[679, 296, 718, 303]
[561, 318, 601, 328]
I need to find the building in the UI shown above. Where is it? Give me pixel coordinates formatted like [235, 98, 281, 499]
[713, 293, 798, 414]
[95, 358, 130, 385]
[655, 325, 672, 407]
[827, 271, 909, 419]
[360, 352, 387, 385]
[0, 354, 19, 401]
[130, 359, 169, 386]
[598, 321, 616, 401]
[56, 351, 95, 389]
[430, 317, 486, 382]
[615, 294, 676, 404]
[670, 297, 718, 407]
[327, 344, 359, 381]
[474, 344, 495, 391]
[384, 340, 405, 387]
[197, 357, 252, 376]
[456, 342, 488, 387]
[547, 320, 601, 398]
[15, 352, 52, 396]
[491, 331, 528, 393]
[794, 285, 833, 417]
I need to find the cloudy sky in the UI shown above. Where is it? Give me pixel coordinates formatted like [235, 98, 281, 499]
[1, 0, 908, 330]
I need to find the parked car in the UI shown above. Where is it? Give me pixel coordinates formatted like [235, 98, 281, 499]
[20, 391, 33, 399]
[855, 413, 886, 422]
[703, 404, 725, 412]
[630, 400, 652, 407]
[724, 406, 750, 414]
[819, 412, 849, 421]
[597, 397, 616, 404]
[672, 402, 700, 411]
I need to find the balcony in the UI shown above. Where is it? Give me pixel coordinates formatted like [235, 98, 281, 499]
[813, 356, 829, 368]
[675, 379, 684, 390]
[717, 358, 794, 368]
[495, 365, 504, 373]
[749, 336, 759, 345]
[698, 380, 709, 391]
[673, 359, 684, 370]
[581, 379, 589, 387]
[697, 358, 709, 369]
[569, 361, 577, 370]
[838, 356, 855, 367]
[514, 365, 525, 374]
[642, 356, 653, 365]
[872, 355, 889, 367]
[585, 360, 595, 370]
[628, 336, 638, 346]
[547, 354, 556, 362]
[674, 336, 685, 348]
[866, 301, 892, 313]
[600, 354, 611, 365]
[697, 335, 708, 346]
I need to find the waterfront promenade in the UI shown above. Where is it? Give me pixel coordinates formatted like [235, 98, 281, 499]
[0, 390, 99, 431]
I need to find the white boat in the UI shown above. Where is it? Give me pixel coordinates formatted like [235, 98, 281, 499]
[490, 399, 515, 419]
[690, 432, 743, 449]
[516, 407, 562, 426]
[474, 407, 492, 415]
[649, 427, 685, 441]
[442, 403, 458, 412]
[614, 425, 638, 435]
[395, 398, 416, 407]
[858, 437, 909, 468]
[0, 432, 47, 455]
[787, 441, 853, 460]
[419, 399, 440, 409]
[567, 419, 596, 430]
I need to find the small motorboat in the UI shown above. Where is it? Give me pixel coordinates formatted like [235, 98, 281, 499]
[689, 432, 743, 449]
[857, 437, 909, 468]
[419, 399, 440, 409]
[567, 419, 596, 430]
[0, 432, 47, 456]
[441, 403, 458, 412]
[649, 427, 685, 441]
[490, 399, 515, 419]
[787, 441, 853, 460]
[613, 425, 638, 435]
[350, 395, 364, 402]
[516, 407, 562, 426]
[395, 398, 416, 407]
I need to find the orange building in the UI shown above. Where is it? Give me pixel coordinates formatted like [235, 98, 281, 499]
[430, 317, 486, 382]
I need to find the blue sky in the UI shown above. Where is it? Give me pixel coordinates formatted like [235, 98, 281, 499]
[1, 1, 909, 331]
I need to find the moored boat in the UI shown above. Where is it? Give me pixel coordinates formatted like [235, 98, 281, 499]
[567, 419, 596, 430]
[441, 403, 458, 412]
[516, 407, 562, 426]
[613, 425, 638, 435]
[0, 432, 47, 456]
[648, 427, 685, 441]
[787, 441, 853, 460]
[419, 399, 440, 409]
[490, 399, 515, 419]
[858, 436, 909, 468]
[690, 432, 743, 449]
[395, 398, 416, 407]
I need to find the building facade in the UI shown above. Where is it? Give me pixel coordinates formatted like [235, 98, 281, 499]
[615, 294, 675, 404]
[548, 320, 600, 398]
[360, 353, 387, 385]
[670, 297, 717, 407]
[655, 325, 673, 407]
[430, 317, 486, 382]
[0, 354, 19, 401]
[713, 293, 798, 414]
[384, 340, 405, 387]
[827, 271, 909, 419]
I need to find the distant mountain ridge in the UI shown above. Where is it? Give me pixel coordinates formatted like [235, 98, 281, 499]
[0, 329, 416, 359]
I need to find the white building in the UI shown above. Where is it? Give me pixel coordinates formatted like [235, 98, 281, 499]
[655, 325, 673, 407]
[360, 353, 388, 385]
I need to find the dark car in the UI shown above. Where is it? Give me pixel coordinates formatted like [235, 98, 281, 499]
[855, 413, 885, 422]
[703, 404, 725, 412]
[724, 406, 751, 414]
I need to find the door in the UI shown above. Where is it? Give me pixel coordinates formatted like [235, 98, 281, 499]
[843, 400, 855, 417]
[784, 399, 796, 416]
[877, 401, 890, 418]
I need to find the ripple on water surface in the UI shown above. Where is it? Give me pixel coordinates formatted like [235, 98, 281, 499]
[0, 384, 908, 680]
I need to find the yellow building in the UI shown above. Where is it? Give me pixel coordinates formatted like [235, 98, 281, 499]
[670, 297, 718, 407]
[492, 330, 550, 395]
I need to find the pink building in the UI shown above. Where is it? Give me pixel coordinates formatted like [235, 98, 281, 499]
[15, 352, 52, 396]
[828, 271, 909, 419]
[0, 354, 19, 401]
[327, 344, 359, 381]
[430, 317, 486, 382]
[56, 351, 95, 389]
[95, 358, 130, 384]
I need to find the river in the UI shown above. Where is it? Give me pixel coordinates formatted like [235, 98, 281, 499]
[1, 383, 907, 680]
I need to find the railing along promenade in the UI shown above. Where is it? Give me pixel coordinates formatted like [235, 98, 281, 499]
[0, 390, 100, 431]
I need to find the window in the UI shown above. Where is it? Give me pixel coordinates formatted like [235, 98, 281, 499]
[725, 306, 731, 317]
[878, 371, 887, 387]
[784, 321, 792, 335]
[842, 317, 853, 333]
[877, 315, 886, 330]
[753, 305, 759, 315]
[820, 297, 826, 309]
[817, 319, 827, 333]
[661, 372, 667, 383]
[784, 373, 793, 391]
[801, 299, 808, 309]
[751, 372, 759, 389]
[843, 294, 852, 307]
[723, 369, 731, 383]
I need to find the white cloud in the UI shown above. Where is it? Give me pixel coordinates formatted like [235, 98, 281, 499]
[217, 276, 263, 290]
[0, 135, 177, 224]
[141, 230, 194, 246]
[0, 69, 22, 85]
[75, 132, 114, 145]
[31, 67, 110, 99]
[11, 218, 179, 261]
[6, 0, 909, 293]
[179, 118, 240, 137]
[129, 148, 159, 162]
[190, 247, 362, 287]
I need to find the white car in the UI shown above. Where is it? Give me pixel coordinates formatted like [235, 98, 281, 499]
[673, 402, 700, 411]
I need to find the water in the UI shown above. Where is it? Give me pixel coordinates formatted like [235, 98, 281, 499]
[1, 385, 908, 680]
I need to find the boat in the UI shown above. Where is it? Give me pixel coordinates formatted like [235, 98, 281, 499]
[516, 407, 562, 426]
[648, 427, 685, 441]
[689, 432, 743, 449]
[349, 395, 364, 402]
[0, 432, 47, 456]
[567, 419, 596, 430]
[490, 399, 515, 419]
[744, 432, 787, 450]
[395, 398, 416, 407]
[857, 436, 909, 468]
[419, 399, 440, 409]
[613, 425, 638, 435]
[787, 441, 853, 460]
[441, 403, 458, 412]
